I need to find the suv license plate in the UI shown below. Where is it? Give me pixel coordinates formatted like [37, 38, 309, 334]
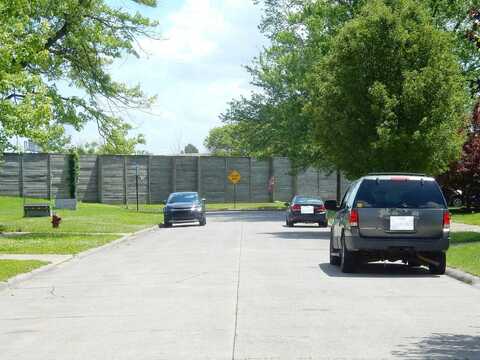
[390, 216, 414, 231]
[301, 206, 314, 214]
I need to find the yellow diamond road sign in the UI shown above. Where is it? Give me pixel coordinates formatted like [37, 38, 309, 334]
[228, 170, 241, 184]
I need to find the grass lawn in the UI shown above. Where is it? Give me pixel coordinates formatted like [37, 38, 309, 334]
[448, 232, 480, 276]
[0, 196, 163, 233]
[0, 260, 49, 282]
[0, 233, 118, 255]
[451, 209, 480, 226]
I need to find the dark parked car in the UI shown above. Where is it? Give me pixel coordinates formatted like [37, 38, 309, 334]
[285, 195, 328, 227]
[163, 192, 206, 227]
[441, 187, 463, 208]
[326, 173, 450, 274]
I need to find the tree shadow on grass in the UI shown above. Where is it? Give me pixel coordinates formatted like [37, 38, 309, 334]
[391, 332, 480, 359]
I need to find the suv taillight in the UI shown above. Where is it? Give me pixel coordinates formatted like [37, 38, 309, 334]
[349, 209, 359, 227]
[443, 210, 451, 230]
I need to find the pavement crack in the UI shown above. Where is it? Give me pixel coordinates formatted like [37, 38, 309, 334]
[175, 272, 209, 284]
[231, 223, 244, 360]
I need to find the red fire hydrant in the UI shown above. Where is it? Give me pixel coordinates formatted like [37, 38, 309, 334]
[51, 214, 62, 228]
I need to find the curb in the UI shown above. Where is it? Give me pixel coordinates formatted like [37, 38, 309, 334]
[0, 225, 159, 293]
[446, 267, 480, 289]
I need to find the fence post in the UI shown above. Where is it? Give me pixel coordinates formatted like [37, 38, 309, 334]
[224, 157, 228, 203]
[19, 153, 24, 198]
[123, 156, 128, 205]
[248, 157, 252, 202]
[291, 166, 298, 199]
[197, 156, 201, 195]
[47, 154, 52, 200]
[269, 157, 274, 202]
[171, 157, 177, 193]
[98, 156, 103, 203]
[147, 155, 152, 204]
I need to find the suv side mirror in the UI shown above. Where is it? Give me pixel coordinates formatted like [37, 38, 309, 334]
[324, 200, 338, 211]
[161, 200, 167, 205]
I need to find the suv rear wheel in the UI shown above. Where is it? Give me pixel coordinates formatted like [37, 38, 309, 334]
[340, 236, 356, 273]
[428, 252, 446, 275]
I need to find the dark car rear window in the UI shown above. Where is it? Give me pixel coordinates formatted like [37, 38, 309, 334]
[293, 196, 323, 205]
[354, 179, 446, 209]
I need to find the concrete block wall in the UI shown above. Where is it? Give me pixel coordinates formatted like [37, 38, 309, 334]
[0, 153, 343, 204]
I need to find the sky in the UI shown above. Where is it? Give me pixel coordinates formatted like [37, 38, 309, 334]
[69, 0, 267, 154]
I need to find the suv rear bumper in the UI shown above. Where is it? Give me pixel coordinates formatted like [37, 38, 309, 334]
[345, 230, 449, 252]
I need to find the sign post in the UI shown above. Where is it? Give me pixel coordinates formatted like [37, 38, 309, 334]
[227, 170, 241, 209]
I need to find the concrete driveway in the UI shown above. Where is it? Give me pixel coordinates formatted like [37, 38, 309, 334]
[0, 211, 479, 360]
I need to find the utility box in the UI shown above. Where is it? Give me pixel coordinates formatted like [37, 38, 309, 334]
[24, 204, 51, 218]
[55, 198, 77, 210]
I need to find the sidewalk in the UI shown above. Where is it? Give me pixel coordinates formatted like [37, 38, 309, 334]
[0, 254, 72, 264]
[451, 222, 480, 233]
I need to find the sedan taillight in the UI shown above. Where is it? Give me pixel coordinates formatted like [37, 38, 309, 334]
[291, 204, 301, 211]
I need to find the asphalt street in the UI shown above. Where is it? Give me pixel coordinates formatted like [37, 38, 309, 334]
[0, 211, 479, 360]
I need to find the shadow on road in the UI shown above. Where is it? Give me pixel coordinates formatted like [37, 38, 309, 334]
[262, 231, 330, 240]
[319, 262, 438, 278]
[391, 332, 480, 359]
[159, 223, 201, 229]
[206, 211, 284, 222]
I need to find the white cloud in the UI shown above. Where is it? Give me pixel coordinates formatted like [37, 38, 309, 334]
[72, 0, 267, 154]
[139, 0, 232, 62]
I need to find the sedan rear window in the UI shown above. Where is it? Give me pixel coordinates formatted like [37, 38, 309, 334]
[293, 196, 323, 205]
[354, 179, 446, 209]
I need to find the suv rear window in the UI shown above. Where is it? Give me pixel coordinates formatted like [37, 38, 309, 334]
[354, 179, 446, 209]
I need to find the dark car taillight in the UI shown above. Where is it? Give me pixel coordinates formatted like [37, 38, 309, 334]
[443, 210, 451, 230]
[349, 209, 359, 227]
[315, 205, 326, 212]
[291, 204, 301, 212]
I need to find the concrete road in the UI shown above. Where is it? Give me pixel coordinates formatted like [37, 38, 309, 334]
[0, 212, 479, 360]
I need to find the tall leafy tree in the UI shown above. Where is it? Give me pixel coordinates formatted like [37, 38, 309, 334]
[309, 0, 468, 179]
[219, 0, 477, 174]
[0, 0, 157, 153]
[182, 144, 199, 154]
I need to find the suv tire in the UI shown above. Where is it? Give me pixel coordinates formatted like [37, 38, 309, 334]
[429, 252, 446, 275]
[164, 221, 172, 228]
[340, 236, 356, 273]
[199, 217, 206, 226]
[330, 232, 340, 266]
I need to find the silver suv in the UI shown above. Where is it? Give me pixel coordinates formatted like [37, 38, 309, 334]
[325, 173, 450, 274]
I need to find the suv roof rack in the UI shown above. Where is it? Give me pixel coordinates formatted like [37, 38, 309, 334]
[366, 172, 428, 177]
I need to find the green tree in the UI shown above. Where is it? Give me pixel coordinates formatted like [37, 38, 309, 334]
[0, 0, 157, 153]
[220, 0, 365, 170]
[204, 124, 250, 156]
[222, 0, 478, 173]
[182, 143, 199, 154]
[74, 123, 145, 155]
[309, 0, 468, 179]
